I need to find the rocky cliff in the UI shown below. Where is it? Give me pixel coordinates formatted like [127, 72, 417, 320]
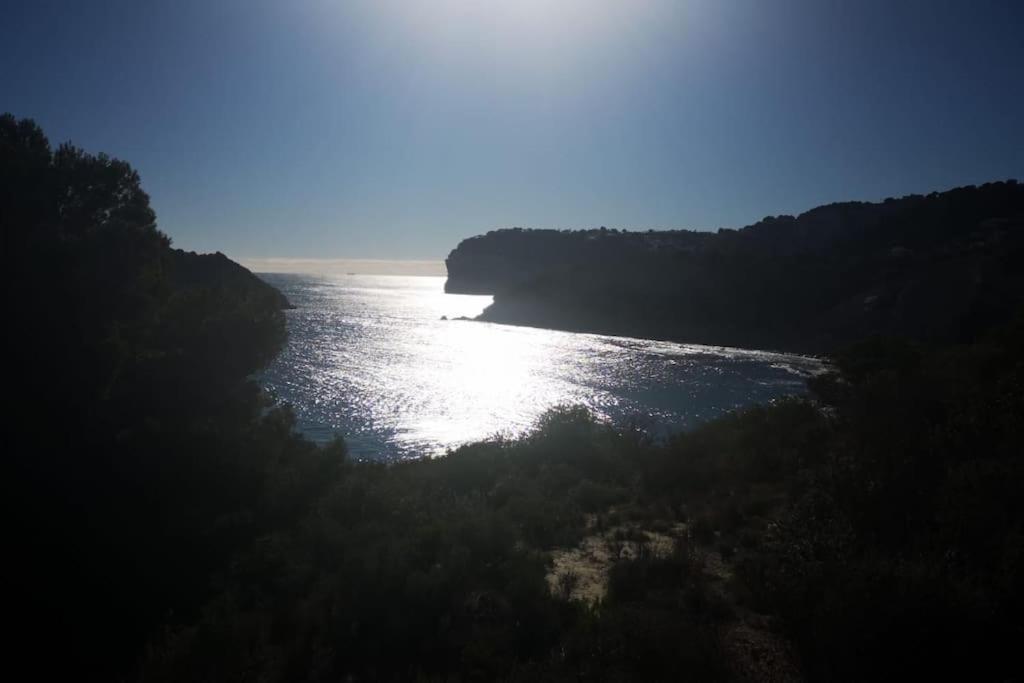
[444, 227, 710, 294]
[447, 181, 1024, 353]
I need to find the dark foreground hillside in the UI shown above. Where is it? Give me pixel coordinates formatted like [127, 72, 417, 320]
[5, 115, 1023, 681]
[3, 114, 332, 677]
[138, 326, 1024, 682]
[449, 184, 1024, 353]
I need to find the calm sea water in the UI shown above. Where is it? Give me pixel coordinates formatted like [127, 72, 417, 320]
[257, 273, 822, 460]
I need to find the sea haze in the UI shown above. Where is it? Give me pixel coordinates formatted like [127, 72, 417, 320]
[257, 273, 822, 460]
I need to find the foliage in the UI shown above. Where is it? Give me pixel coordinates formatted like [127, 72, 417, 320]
[3, 113, 321, 677]
[738, 324, 1024, 681]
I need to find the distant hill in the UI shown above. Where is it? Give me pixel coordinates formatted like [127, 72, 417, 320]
[446, 181, 1024, 352]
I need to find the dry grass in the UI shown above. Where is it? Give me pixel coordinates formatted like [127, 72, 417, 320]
[546, 511, 802, 681]
[546, 514, 686, 602]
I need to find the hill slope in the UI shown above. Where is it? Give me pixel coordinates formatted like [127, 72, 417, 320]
[446, 182, 1024, 352]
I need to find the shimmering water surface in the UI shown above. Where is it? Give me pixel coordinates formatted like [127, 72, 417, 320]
[258, 274, 822, 459]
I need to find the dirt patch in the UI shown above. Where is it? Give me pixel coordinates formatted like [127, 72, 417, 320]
[546, 515, 803, 680]
[546, 518, 686, 602]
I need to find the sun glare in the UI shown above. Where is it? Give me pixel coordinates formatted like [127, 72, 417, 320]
[376, 0, 650, 79]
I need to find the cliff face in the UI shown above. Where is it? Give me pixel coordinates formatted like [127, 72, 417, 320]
[444, 228, 711, 294]
[450, 181, 1024, 353]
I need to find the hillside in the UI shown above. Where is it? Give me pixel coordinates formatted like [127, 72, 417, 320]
[168, 248, 293, 310]
[446, 182, 1024, 352]
[3, 113, 325, 677]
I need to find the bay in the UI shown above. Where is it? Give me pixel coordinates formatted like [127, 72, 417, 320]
[257, 273, 822, 459]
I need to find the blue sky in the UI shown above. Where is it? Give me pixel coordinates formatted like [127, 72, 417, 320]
[3, 0, 1022, 261]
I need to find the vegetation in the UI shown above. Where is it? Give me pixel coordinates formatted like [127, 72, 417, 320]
[4, 113, 332, 676]
[6, 114, 1023, 680]
[652, 327, 1024, 681]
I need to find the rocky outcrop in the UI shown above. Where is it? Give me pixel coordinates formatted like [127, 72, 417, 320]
[451, 181, 1024, 353]
[444, 227, 710, 294]
[167, 249, 293, 309]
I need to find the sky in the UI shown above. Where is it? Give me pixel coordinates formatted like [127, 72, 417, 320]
[3, 0, 1022, 262]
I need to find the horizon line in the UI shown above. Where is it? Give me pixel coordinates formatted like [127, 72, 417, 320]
[236, 257, 447, 277]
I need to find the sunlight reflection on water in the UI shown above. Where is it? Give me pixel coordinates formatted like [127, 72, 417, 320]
[257, 274, 822, 460]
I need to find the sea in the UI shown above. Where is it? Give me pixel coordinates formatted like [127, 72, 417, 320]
[256, 273, 823, 460]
